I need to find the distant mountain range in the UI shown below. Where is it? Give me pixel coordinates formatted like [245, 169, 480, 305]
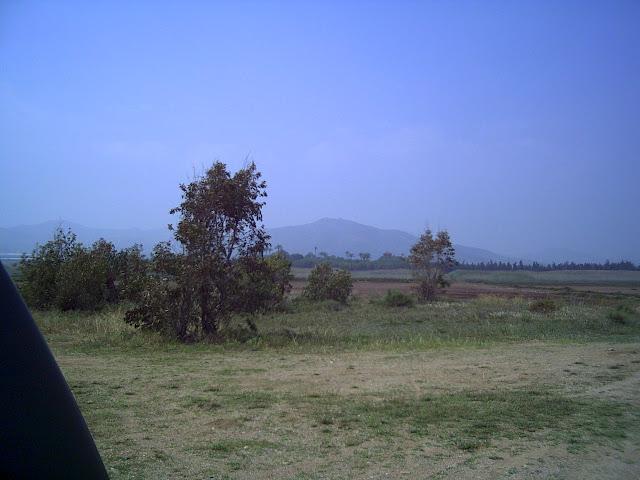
[268, 218, 516, 263]
[0, 221, 171, 258]
[2, 217, 628, 264]
[1, 218, 516, 264]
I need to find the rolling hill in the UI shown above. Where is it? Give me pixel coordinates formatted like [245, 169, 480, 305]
[0, 221, 171, 257]
[1, 218, 514, 263]
[269, 218, 514, 263]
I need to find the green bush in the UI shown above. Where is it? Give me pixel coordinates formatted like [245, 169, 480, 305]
[18, 228, 79, 308]
[303, 263, 353, 304]
[607, 310, 626, 324]
[381, 290, 414, 307]
[19, 228, 149, 311]
[124, 277, 193, 339]
[115, 244, 148, 302]
[231, 253, 294, 322]
[615, 304, 635, 315]
[528, 299, 557, 314]
[54, 247, 113, 311]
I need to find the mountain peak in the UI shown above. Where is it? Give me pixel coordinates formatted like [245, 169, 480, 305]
[269, 219, 510, 262]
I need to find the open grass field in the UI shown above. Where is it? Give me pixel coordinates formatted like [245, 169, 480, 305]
[294, 268, 640, 287]
[37, 290, 640, 479]
[449, 270, 640, 287]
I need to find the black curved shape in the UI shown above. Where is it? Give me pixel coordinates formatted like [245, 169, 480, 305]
[0, 263, 109, 479]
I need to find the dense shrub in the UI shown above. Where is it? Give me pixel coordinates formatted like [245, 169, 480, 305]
[230, 253, 294, 331]
[124, 277, 193, 339]
[381, 289, 414, 307]
[54, 245, 114, 310]
[115, 244, 148, 302]
[19, 228, 150, 311]
[18, 228, 79, 308]
[607, 310, 626, 324]
[303, 263, 353, 303]
[606, 305, 635, 325]
[528, 299, 557, 314]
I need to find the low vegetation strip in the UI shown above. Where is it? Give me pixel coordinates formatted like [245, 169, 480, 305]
[449, 269, 640, 286]
[308, 388, 632, 452]
[35, 296, 640, 354]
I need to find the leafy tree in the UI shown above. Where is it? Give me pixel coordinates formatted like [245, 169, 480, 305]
[303, 263, 353, 303]
[149, 241, 181, 277]
[409, 229, 456, 301]
[358, 252, 371, 262]
[168, 161, 269, 335]
[126, 162, 289, 340]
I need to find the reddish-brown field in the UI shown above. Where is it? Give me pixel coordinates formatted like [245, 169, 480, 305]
[292, 277, 640, 301]
[292, 279, 552, 300]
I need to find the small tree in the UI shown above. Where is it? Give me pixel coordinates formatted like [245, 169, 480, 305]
[358, 252, 371, 262]
[409, 229, 456, 301]
[303, 263, 353, 303]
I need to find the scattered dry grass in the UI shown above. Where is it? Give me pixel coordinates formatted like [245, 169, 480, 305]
[34, 295, 640, 479]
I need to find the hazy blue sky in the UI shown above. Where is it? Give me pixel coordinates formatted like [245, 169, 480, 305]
[1, 1, 639, 259]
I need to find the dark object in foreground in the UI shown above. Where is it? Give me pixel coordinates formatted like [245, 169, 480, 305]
[0, 263, 109, 479]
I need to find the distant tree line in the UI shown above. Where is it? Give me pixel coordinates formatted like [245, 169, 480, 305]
[277, 250, 639, 272]
[278, 250, 409, 270]
[455, 260, 640, 271]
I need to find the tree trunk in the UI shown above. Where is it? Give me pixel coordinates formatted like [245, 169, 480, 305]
[200, 285, 216, 335]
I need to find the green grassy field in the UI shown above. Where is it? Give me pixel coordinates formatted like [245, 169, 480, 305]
[293, 267, 640, 288]
[37, 296, 640, 354]
[37, 294, 640, 479]
[448, 269, 640, 286]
